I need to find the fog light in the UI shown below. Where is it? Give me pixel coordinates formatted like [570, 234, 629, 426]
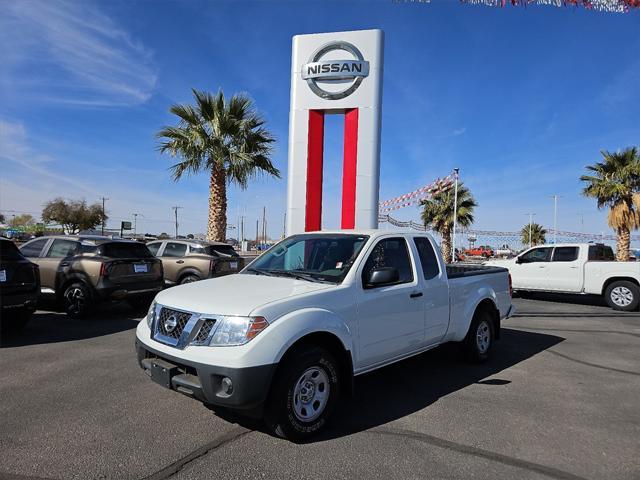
[221, 377, 233, 395]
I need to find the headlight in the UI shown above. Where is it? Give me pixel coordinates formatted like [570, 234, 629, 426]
[146, 301, 157, 328]
[209, 316, 269, 346]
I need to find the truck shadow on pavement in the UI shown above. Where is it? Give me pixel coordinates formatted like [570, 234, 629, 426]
[315, 327, 563, 442]
[516, 291, 607, 308]
[0, 302, 142, 348]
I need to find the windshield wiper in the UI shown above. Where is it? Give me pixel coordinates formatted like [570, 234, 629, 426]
[246, 267, 276, 277]
[268, 270, 327, 283]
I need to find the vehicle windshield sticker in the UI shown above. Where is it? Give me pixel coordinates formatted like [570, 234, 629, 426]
[336, 262, 343, 269]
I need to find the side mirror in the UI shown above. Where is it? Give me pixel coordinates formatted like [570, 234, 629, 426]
[366, 267, 400, 288]
[516, 257, 526, 264]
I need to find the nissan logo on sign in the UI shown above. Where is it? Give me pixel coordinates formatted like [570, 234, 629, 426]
[301, 41, 370, 100]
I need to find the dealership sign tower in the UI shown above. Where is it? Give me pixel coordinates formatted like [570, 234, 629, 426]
[286, 29, 384, 235]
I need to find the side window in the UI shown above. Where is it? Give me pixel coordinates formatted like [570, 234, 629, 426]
[588, 245, 614, 261]
[163, 242, 187, 257]
[20, 238, 48, 257]
[146, 242, 161, 256]
[520, 247, 552, 263]
[362, 238, 414, 286]
[413, 237, 440, 280]
[552, 247, 579, 262]
[46, 239, 79, 258]
[190, 245, 205, 254]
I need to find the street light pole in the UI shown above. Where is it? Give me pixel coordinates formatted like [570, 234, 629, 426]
[550, 195, 562, 244]
[525, 213, 536, 248]
[100, 197, 109, 235]
[451, 168, 460, 263]
[171, 206, 183, 238]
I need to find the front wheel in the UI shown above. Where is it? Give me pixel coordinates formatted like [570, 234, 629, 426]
[265, 346, 340, 442]
[463, 310, 494, 363]
[605, 281, 640, 311]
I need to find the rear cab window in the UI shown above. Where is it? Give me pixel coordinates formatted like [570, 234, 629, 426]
[552, 247, 579, 262]
[100, 242, 154, 259]
[413, 237, 440, 280]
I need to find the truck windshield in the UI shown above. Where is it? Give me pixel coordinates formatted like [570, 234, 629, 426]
[245, 234, 369, 284]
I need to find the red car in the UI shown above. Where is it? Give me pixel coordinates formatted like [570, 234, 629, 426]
[465, 246, 494, 258]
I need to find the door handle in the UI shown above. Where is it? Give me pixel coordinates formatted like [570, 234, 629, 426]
[176, 260, 185, 264]
[410, 292, 423, 298]
[60, 262, 70, 267]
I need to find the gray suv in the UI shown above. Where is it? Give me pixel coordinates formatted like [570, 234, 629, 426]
[146, 239, 244, 285]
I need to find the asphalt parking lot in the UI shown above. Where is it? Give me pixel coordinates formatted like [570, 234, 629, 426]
[1, 294, 638, 480]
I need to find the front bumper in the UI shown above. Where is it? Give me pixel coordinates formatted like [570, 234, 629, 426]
[136, 340, 276, 412]
[1, 292, 38, 311]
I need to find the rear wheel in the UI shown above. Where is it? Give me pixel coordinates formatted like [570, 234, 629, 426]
[463, 309, 494, 363]
[63, 282, 92, 318]
[265, 346, 340, 442]
[605, 281, 639, 311]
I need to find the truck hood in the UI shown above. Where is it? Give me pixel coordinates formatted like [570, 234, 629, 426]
[153, 274, 333, 316]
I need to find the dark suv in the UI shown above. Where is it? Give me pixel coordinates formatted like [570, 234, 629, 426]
[0, 238, 40, 332]
[19, 235, 163, 317]
[146, 239, 244, 285]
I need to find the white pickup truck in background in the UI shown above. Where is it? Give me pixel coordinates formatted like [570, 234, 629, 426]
[486, 243, 640, 311]
[136, 230, 513, 440]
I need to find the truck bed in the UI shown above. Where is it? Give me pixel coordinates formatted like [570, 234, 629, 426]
[446, 264, 508, 279]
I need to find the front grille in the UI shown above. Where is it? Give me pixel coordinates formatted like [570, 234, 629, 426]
[157, 307, 192, 340]
[193, 319, 216, 344]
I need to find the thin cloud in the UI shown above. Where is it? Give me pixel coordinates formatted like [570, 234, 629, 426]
[452, 127, 466, 136]
[0, 0, 157, 107]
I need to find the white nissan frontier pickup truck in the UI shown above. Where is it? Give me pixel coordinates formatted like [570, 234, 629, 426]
[136, 230, 514, 440]
[486, 243, 640, 311]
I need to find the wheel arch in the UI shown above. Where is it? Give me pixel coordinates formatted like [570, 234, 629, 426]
[177, 268, 202, 283]
[274, 331, 355, 398]
[472, 297, 501, 340]
[601, 276, 640, 296]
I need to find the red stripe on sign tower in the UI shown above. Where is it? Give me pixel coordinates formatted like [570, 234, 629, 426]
[305, 110, 325, 232]
[341, 108, 359, 229]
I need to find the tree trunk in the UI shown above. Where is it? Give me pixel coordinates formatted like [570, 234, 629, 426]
[440, 227, 452, 263]
[616, 226, 630, 262]
[207, 164, 227, 242]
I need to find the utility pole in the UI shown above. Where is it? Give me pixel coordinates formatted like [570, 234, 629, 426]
[282, 211, 286, 239]
[550, 195, 562, 244]
[524, 213, 536, 248]
[256, 220, 259, 243]
[100, 197, 108, 235]
[578, 213, 584, 234]
[171, 206, 183, 238]
[262, 206, 266, 243]
[132, 213, 142, 237]
[451, 168, 460, 262]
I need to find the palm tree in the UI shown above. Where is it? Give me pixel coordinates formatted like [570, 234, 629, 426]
[521, 222, 546, 247]
[157, 89, 280, 241]
[581, 147, 640, 261]
[421, 183, 477, 263]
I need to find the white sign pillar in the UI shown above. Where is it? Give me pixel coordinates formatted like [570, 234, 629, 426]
[286, 29, 384, 235]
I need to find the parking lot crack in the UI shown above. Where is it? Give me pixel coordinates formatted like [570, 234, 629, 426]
[139, 426, 251, 480]
[370, 427, 588, 480]
[546, 349, 640, 376]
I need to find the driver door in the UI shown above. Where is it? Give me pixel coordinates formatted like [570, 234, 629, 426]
[355, 237, 424, 370]
[512, 246, 553, 290]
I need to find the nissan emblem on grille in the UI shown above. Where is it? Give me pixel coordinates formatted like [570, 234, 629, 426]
[164, 315, 178, 333]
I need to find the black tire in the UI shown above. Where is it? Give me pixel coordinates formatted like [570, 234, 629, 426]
[1, 307, 33, 334]
[63, 282, 92, 318]
[179, 274, 200, 285]
[605, 280, 640, 311]
[463, 309, 494, 363]
[265, 346, 340, 442]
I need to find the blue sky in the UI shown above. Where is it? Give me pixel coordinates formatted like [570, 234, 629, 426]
[1, 0, 639, 241]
